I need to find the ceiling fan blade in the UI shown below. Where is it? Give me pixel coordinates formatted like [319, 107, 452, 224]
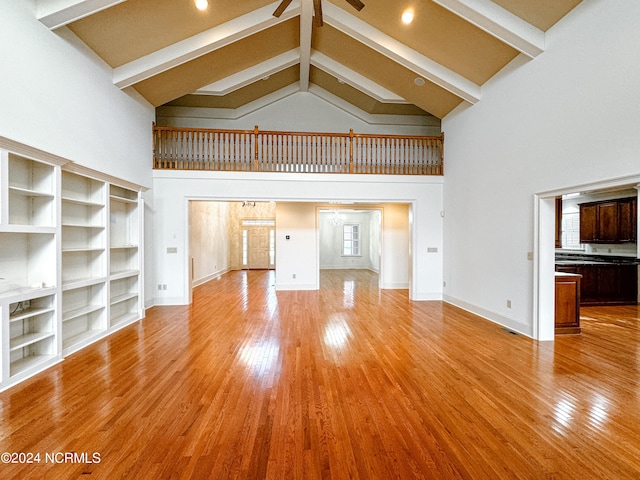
[313, 0, 324, 27]
[273, 0, 293, 17]
[345, 0, 365, 11]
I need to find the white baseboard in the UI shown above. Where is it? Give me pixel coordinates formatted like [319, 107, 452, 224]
[443, 294, 533, 338]
[193, 268, 231, 287]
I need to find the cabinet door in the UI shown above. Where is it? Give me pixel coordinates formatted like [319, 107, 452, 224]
[618, 198, 637, 242]
[597, 202, 619, 242]
[618, 265, 638, 303]
[597, 266, 619, 302]
[578, 266, 599, 304]
[579, 204, 597, 243]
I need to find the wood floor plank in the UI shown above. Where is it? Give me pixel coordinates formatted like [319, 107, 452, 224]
[1, 270, 640, 479]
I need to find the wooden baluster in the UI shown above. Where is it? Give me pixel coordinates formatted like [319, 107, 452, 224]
[178, 130, 183, 169]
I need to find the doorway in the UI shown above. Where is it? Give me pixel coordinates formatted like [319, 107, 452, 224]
[535, 178, 640, 341]
[318, 207, 386, 290]
[243, 224, 275, 270]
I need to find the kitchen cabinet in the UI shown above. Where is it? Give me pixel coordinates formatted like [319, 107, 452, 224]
[618, 197, 637, 242]
[555, 263, 638, 305]
[579, 197, 637, 244]
[555, 273, 581, 335]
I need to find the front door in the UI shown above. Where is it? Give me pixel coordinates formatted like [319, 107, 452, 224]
[247, 226, 271, 269]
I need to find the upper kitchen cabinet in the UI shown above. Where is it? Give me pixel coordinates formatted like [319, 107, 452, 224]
[579, 197, 637, 244]
[618, 197, 637, 242]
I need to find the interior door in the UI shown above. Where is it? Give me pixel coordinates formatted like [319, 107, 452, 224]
[248, 227, 270, 269]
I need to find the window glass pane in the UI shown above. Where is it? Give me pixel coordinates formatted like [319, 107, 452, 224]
[342, 224, 360, 256]
[242, 230, 248, 265]
[269, 229, 275, 265]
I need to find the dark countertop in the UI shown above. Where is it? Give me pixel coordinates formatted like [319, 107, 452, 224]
[555, 253, 640, 266]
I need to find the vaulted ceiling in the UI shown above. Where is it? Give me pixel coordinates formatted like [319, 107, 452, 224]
[37, 0, 582, 124]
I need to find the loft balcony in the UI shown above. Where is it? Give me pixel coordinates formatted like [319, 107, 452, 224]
[153, 125, 443, 176]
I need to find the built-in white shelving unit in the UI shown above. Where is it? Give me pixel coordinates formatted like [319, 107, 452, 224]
[1, 150, 61, 387]
[0, 142, 144, 391]
[109, 185, 141, 329]
[61, 171, 108, 354]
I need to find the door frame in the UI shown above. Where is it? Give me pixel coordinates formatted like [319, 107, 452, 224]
[533, 175, 640, 341]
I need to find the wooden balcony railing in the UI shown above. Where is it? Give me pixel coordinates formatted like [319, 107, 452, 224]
[153, 125, 443, 175]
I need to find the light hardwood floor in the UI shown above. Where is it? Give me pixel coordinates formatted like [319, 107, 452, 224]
[1, 270, 639, 479]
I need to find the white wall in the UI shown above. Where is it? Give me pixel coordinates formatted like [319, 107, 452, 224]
[152, 170, 443, 305]
[442, 0, 640, 338]
[158, 91, 437, 136]
[275, 203, 319, 290]
[0, 1, 154, 188]
[189, 201, 230, 286]
[382, 204, 410, 289]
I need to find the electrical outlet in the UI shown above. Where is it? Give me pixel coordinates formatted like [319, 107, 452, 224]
[292, 273, 296, 279]
[527, 252, 533, 261]
[507, 300, 512, 308]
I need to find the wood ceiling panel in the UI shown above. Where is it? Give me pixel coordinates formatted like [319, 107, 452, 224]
[165, 66, 300, 109]
[67, 0, 275, 67]
[313, 26, 463, 118]
[134, 19, 299, 106]
[326, 0, 518, 85]
[310, 67, 429, 116]
[492, 0, 583, 30]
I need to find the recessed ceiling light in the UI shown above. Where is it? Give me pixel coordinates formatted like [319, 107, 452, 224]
[402, 9, 414, 25]
[414, 77, 425, 86]
[195, 0, 208, 11]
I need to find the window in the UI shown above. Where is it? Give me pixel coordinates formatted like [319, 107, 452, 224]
[242, 230, 248, 266]
[342, 224, 360, 256]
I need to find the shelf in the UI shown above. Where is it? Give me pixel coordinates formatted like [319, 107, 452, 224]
[110, 269, 140, 281]
[63, 304, 105, 323]
[110, 312, 139, 327]
[0, 286, 57, 303]
[110, 292, 138, 305]
[10, 355, 58, 378]
[110, 194, 138, 204]
[10, 331, 55, 351]
[9, 186, 54, 198]
[62, 223, 105, 229]
[62, 247, 106, 253]
[111, 245, 138, 249]
[61, 196, 104, 207]
[62, 276, 108, 291]
[9, 306, 55, 323]
[62, 330, 105, 352]
[0, 224, 57, 234]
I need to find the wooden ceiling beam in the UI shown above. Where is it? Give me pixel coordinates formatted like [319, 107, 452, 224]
[433, 0, 545, 58]
[323, 2, 481, 105]
[298, 0, 313, 91]
[37, 0, 126, 29]
[310, 51, 407, 104]
[195, 49, 300, 96]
